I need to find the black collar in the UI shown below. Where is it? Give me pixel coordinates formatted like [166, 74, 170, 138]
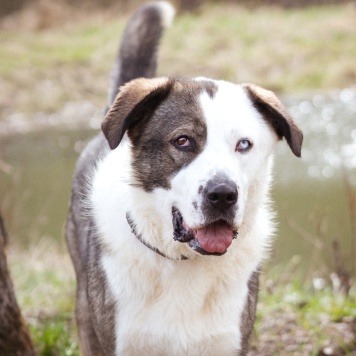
[126, 213, 188, 261]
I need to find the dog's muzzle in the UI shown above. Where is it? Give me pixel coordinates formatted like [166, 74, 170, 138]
[172, 208, 238, 256]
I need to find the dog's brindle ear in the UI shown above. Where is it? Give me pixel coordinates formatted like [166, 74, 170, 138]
[243, 84, 303, 157]
[102, 77, 172, 149]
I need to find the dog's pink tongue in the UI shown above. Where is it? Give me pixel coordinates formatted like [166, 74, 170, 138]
[194, 221, 233, 253]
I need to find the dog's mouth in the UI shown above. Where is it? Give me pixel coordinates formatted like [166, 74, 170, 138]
[172, 208, 238, 256]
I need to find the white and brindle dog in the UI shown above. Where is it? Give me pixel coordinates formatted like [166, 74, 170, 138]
[66, 2, 303, 355]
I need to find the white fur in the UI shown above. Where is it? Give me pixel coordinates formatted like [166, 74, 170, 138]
[156, 1, 176, 28]
[90, 80, 277, 354]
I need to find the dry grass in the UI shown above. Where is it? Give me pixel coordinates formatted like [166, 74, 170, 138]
[6, 243, 356, 355]
[7, 243, 78, 354]
[159, 3, 356, 91]
[7, 242, 75, 315]
[0, 2, 355, 120]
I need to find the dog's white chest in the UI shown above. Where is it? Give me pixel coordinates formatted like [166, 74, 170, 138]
[101, 252, 247, 355]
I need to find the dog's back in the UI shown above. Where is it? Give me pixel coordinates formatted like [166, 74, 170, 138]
[66, 3, 175, 354]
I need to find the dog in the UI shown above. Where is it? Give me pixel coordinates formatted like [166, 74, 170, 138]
[66, 2, 303, 355]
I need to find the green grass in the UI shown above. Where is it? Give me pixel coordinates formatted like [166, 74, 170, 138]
[0, 3, 355, 117]
[0, 21, 123, 73]
[251, 277, 356, 354]
[30, 316, 79, 356]
[7, 244, 355, 355]
[8, 243, 79, 355]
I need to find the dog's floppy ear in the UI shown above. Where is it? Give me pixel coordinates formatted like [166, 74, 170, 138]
[102, 77, 172, 149]
[243, 84, 303, 157]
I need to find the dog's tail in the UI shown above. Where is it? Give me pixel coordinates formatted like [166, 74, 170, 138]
[106, 1, 175, 110]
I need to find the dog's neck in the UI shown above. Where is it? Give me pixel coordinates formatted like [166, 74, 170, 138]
[126, 212, 188, 261]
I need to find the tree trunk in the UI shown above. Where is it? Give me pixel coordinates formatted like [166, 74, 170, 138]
[0, 212, 36, 355]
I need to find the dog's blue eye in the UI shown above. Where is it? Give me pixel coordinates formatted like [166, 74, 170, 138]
[236, 139, 252, 152]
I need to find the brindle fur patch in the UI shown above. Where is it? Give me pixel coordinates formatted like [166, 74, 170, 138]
[240, 270, 260, 355]
[129, 78, 218, 191]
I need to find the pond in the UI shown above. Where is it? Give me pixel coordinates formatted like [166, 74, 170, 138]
[0, 89, 355, 280]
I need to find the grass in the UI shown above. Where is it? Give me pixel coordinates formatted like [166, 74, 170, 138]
[7, 242, 79, 355]
[0, 3, 355, 117]
[6, 243, 356, 355]
[251, 278, 356, 354]
[30, 317, 78, 356]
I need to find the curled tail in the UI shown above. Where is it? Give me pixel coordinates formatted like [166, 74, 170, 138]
[106, 1, 175, 110]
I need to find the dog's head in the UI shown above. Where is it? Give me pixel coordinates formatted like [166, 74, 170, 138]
[102, 77, 302, 257]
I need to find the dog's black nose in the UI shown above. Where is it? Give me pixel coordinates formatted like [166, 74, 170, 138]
[206, 180, 238, 211]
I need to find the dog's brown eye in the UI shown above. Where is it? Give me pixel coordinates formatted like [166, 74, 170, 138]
[176, 136, 190, 147]
[172, 135, 195, 152]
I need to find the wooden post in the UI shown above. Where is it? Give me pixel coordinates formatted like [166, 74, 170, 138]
[0, 212, 36, 355]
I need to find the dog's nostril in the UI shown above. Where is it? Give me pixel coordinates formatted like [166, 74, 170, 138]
[227, 193, 237, 203]
[208, 193, 219, 203]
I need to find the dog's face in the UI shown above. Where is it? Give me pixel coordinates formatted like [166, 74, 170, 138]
[102, 77, 302, 256]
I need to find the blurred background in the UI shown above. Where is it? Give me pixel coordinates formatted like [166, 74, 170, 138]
[0, 0, 355, 354]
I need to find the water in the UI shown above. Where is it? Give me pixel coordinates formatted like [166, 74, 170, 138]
[0, 128, 95, 248]
[273, 88, 356, 278]
[0, 89, 355, 279]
